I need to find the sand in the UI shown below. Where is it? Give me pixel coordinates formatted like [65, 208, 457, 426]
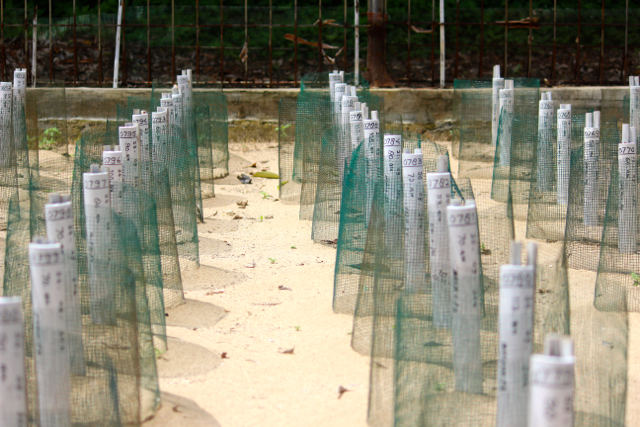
[155, 142, 370, 427]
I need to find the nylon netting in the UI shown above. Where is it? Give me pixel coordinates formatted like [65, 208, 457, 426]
[278, 97, 300, 202]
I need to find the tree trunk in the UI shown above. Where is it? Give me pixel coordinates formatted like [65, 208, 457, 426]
[367, 0, 395, 87]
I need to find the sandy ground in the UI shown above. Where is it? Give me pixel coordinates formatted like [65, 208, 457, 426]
[151, 142, 370, 427]
[148, 138, 640, 427]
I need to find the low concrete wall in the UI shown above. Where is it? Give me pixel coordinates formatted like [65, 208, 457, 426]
[53, 86, 629, 125]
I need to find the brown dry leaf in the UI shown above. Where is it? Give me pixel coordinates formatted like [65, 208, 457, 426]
[411, 25, 433, 34]
[233, 215, 243, 220]
[338, 386, 350, 399]
[278, 285, 292, 291]
[284, 33, 338, 50]
[278, 347, 295, 355]
[206, 290, 225, 295]
[236, 200, 249, 208]
[239, 42, 249, 62]
[221, 352, 229, 359]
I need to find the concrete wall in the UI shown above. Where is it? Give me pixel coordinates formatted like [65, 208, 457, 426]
[53, 86, 629, 125]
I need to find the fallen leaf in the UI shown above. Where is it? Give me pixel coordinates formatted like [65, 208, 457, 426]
[172, 405, 182, 413]
[253, 171, 279, 179]
[278, 347, 295, 355]
[278, 285, 292, 291]
[249, 162, 257, 168]
[221, 352, 229, 359]
[233, 215, 243, 220]
[206, 290, 225, 295]
[284, 33, 338, 49]
[338, 386, 350, 399]
[237, 200, 249, 208]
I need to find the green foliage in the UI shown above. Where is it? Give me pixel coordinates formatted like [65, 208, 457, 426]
[39, 127, 61, 150]
[632, 273, 640, 287]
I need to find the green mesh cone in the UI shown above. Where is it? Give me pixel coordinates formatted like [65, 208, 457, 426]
[278, 97, 300, 202]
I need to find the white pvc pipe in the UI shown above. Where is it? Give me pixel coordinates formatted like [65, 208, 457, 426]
[102, 148, 124, 215]
[492, 65, 504, 146]
[354, 0, 360, 86]
[132, 111, 150, 184]
[630, 77, 640, 131]
[0, 82, 12, 167]
[83, 165, 115, 325]
[340, 88, 358, 180]
[403, 147, 426, 292]
[618, 124, 637, 253]
[334, 83, 347, 124]
[160, 93, 175, 129]
[29, 241, 72, 427]
[0, 297, 28, 427]
[119, 123, 140, 189]
[363, 110, 380, 226]
[583, 112, 600, 226]
[528, 336, 575, 427]
[497, 241, 537, 427]
[498, 80, 514, 166]
[447, 200, 482, 393]
[557, 104, 572, 205]
[172, 85, 183, 129]
[349, 107, 364, 151]
[44, 194, 85, 376]
[151, 110, 168, 164]
[537, 92, 554, 192]
[384, 134, 403, 251]
[427, 155, 451, 328]
[113, 0, 123, 88]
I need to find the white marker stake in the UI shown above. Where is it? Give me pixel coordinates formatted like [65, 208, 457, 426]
[403, 148, 426, 292]
[329, 72, 340, 103]
[618, 124, 637, 253]
[447, 200, 482, 393]
[349, 108, 364, 151]
[339, 88, 357, 179]
[492, 65, 504, 146]
[537, 92, 554, 192]
[132, 111, 150, 184]
[12, 70, 26, 153]
[44, 194, 85, 376]
[631, 77, 640, 131]
[83, 165, 115, 325]
[29, 242, 72, 427]
[384, 134, 403, 251]
[363, 111, 380, 226]
[498, 80, 514, 166]
[0, 297, 28, 427]
[160, 94, 175, 129]
[151, 110, 168, 165]
[119, 123, 140, 189]
[0, 82, 12, 166]
[528, 336, 575, 427]
[497, 241, 536, 427]
[557, 104, 572, 205]
[583, 112, 600, 226]
[334, 83, 347, 124]
[172, 85, 183, 129]
[102, 148, 124, 215]
[427, 156, 451, 328]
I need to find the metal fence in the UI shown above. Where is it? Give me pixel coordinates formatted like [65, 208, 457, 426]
[1, 1, 639, 88]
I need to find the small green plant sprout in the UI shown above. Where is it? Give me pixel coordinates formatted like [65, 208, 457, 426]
[154, 348, 166, 359]
[277, 181, 289, 189]
[480, 243, 491, 255]
[434, 382, 446, 392]
[291, 245, 297, 249]
[259, 216, 264, 222]
[260, 191, 272, 199]
[39, 127, 61, 150]
[275, 123, 292, 138]
[294, 325, 301, 331]
[269, 258, 277, 264]
[632, 273, 640, 286]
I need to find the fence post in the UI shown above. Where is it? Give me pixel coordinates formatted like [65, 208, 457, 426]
[113, 0, 123, 88]
[439, 0, 444, 88]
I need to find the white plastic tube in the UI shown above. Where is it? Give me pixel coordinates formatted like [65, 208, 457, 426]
[29, 241, 72, 427]
[630, 77, 640, 131]
[384, 134, 403, 250]
[349, 107, 364, 151]
[528, 336, 575, 427]
[0, 82, 12, 166]
[83, 165, 115, 325]
[0, 297, 28, 427]
[172, 85, 183, 129]
[334, 83, 347, 123]
[537, 92, 554, 192]
[618, 124, 637, 253]
[160, 94, 175, 129]
[492, 65, 504, 146]
[363, 111, 380, 226]
[583, 112, 600, 226]
[102, 147, 124, 215]
[44, 194, 85, 376]
[498, 80, 514, 166]
[447, 200, 482, 393]
[557, 104, 572, 205]
[151, 110, 168, 164]
[403, 148, 426, 293]
[497, 241, 537, 427]
[119, 123, 140, 189]
[329, 72, 341, 103]
[339, 88, 358, 179]
[427, 156, 451, 328]
[132, 111, 150, 184]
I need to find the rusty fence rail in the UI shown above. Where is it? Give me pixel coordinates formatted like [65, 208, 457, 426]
[0, 0, 638, 88]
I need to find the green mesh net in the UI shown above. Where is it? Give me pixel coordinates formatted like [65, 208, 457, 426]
[278, 97, 301, 203]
